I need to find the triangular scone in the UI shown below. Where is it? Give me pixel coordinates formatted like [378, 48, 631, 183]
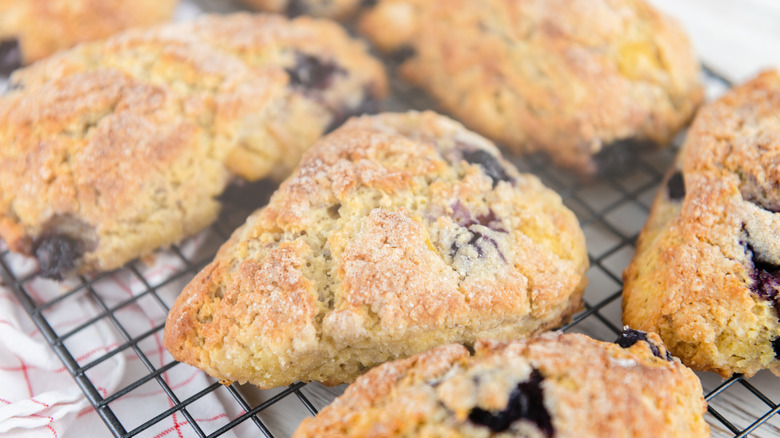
[359, 0, 703, 176]
[623, 70, 780, 377]
[0, 13, 387, 278]
[294, 331, 709, 438]
[164, 111, 588, 388]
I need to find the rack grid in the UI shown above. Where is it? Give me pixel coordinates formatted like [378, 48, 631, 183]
[2, 68, 779, 437]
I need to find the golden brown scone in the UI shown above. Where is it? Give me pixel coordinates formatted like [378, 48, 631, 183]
[0, 13, 387, 278]
[623, 70, 780, 378]
[294, 330, 710, 438]
[0, 0, 178, 67]
[237, 0, 363, 20]
[164, 111, 588, 389]
[359, 0, 703, 176]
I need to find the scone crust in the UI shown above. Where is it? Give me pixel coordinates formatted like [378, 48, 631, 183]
[238, 0, 364, 20]
[0, 13, 387, 275]
[623, 70, 780, 377]
[164, 111, 588, 388]
[359, 0, 703, 175]
[293, 332, 710, 438]
[0, 0, 178, 63]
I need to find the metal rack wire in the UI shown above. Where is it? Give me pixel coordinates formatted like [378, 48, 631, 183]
[1, 68, 779, 437]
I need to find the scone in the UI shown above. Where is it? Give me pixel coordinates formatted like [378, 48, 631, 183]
[164, 111, 589, 388]
[623, 70, 780, 377]
[359, 0, 703, 176]
[0, 0, 178, 67]
[237, 0, 363, 20]
[0, 13, 387, 279]
[293, 330, 710, 438]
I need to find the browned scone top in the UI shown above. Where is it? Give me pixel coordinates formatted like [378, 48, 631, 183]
[164, 111, 589, 389]
[238, 0, 364, 20]
[0, 0, 178, 65]
[293, 331, 710, 438]
[623, 70, 780, 378]
[359, 0, 703, 176]
[0, 13, 387, 278]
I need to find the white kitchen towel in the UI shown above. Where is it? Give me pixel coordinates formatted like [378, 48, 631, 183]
[0, 230, 246, 438]
[0, 1, 241, 436]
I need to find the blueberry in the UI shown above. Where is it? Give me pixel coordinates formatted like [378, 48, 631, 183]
[773, 338, 780, 359]
[746, 242, 780, 318]
[34, 235, 83, 280]
[666, 171, 685, 201]
[0, 38, 22, 76]
[615, 328, 671, 361]
[468, 369, 553, 436]
[451, 201, 474, 228]
[450, 201, 505, 230]
[285, 52, 345, 91]
[461, 149, 513, 187]
[449, 203, 507, 262]
[594, 138, 654, 176]
[449, 229, 506, 262]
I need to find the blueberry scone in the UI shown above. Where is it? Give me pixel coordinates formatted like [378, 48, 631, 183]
[164, 111, 588, 388]
[237, 0, 363, 20]
[294, 330, 710, 437]
[0, 13, 387, 279]
[359, 0, 703, 176]
[623, 70, 780, 377]
[0, 0, 178, 69]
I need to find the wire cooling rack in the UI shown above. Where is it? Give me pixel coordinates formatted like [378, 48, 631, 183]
[2, 67, 779, 438]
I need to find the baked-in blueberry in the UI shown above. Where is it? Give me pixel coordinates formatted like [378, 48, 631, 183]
[615, 327, 672, 361]
[769, 338, 780, 359]
[773, 338, 780, 359]
[449, 202, 507, 261]
[286, 52, 345, 91]
[747, 243, 780, 317]
[667, 171, 685, 201]
[450, 201, 504, 231]
[0, 38, 22, 76]
[34, 235, 83, 280]
[461, 149, 513, 187]
[468, 369, 553, 436]
[449, 229, 506, 263]
[471, 232, 500, 257]
[451, 200, 474, 227]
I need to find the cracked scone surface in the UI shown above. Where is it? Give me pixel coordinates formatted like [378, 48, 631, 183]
[0, 0, 177, 65]
[623, 70, 780, 378]
[237, 0, 364, 20]
[360, 0, 703, 176]
[0, 13, 387, 278]
[164, 111, 588, 388]
[294, 331, 709, 438]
